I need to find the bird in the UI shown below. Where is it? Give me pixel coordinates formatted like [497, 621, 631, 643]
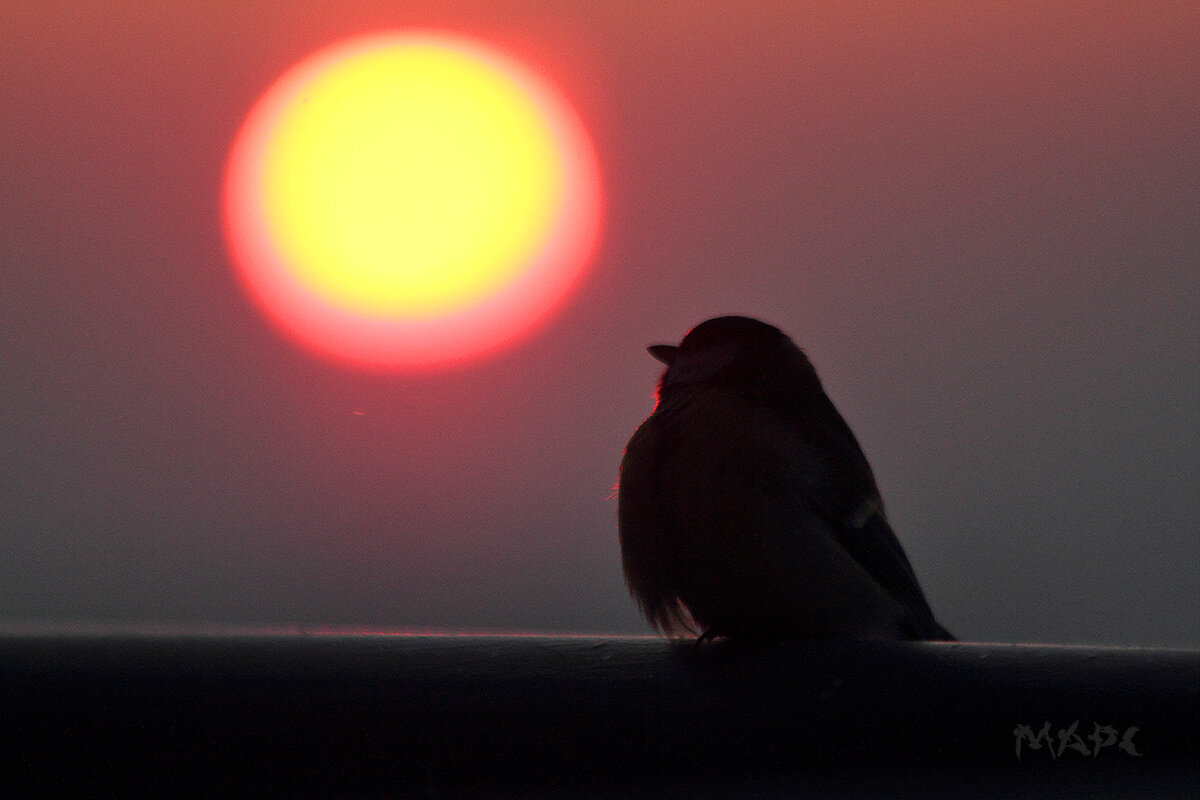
[618, 315, 954, 641]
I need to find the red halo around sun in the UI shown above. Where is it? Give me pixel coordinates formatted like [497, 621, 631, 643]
[223, 31, 603, 369]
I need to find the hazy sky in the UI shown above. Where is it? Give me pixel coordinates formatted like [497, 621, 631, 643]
[2, 2, 1197, 646]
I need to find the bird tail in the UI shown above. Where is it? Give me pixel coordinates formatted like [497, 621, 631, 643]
[930, 623, 956, 642]
[921, 620, 956, 642]
[902, 616, 956, 642]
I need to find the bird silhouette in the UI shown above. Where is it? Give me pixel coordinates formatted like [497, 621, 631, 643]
[619, 316, 954, 641]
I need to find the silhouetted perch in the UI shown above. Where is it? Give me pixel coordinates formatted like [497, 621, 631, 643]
[1, 632, 1195, 797]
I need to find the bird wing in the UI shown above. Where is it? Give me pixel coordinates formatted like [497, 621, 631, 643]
[792, 393, 954, 640]
[833, 506, 952, 640]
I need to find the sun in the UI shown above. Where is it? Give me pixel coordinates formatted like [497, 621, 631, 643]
[222, 31, 602, 369]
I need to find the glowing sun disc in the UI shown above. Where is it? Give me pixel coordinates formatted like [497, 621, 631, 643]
[223, 31, 602, 368]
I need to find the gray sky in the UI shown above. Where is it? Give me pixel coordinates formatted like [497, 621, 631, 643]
[1, 2, 1197, 646]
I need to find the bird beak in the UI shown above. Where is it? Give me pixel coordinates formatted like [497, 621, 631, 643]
[647, 344, 677, 365]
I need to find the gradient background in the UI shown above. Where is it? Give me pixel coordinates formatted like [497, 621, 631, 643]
[1, 2, 1196, 646]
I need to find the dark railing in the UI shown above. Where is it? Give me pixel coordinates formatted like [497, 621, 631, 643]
[2, 631, 1196, 797]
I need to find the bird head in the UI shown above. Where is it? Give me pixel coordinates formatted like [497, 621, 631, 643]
[650, 316, 820, 400]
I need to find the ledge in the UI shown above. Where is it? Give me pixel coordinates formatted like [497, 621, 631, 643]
[1, 630, 1196, 797]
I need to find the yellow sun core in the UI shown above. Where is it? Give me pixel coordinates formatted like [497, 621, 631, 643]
[263, 42, 561, 316]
